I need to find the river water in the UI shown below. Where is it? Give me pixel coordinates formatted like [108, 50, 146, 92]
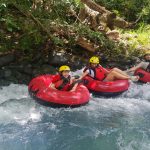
[0, 76, 150, 150]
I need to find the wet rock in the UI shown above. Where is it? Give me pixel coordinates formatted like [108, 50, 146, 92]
[32, 65, 56, 77]
[0, 65, 32, 84]
[0, 54, 15, 67]
[48, 51, 69, 66]
[23, 66, 33, 75]
[48, 50, 86, 70]
[4, 69, 12, 78]
[0, 68, 12, 78]
[18, 64, 33, 75]
[41, 64, 57, 74]
[0, 69, 19, 84]
[0, 69, 5, 78]
[11, 71, 31, 84]
[7, 63, 33, 76]
[68, 56, 86, 70]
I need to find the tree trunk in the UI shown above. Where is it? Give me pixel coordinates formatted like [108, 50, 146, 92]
[81, 0, 110, 14]
[80, 0, 132, 30]
[77, 37, 98, 52]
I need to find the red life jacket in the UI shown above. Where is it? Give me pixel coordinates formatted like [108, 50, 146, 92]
[83, 65, 106, 81]
[54, 75, 71, 91]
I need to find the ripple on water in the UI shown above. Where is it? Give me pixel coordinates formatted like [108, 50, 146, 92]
[0, 82, 149, 150]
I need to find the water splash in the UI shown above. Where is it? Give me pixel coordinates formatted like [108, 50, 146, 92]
[0, 81, 149, 150]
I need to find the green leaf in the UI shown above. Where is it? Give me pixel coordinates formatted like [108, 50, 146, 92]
[7, 27, 13, 32]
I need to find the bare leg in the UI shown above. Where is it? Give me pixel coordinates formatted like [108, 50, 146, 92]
[111, 68, 129, 77]
[104, 70, 130, 81]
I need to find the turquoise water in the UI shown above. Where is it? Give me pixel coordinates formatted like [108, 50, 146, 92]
[0, 82, 150, 150]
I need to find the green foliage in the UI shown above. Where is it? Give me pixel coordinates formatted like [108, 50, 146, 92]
[96, 0, 150, 23]
[0, 0, 150, 62]
[52, 36, 64, 46]
[0, 3, 7, 14]
[75, 24, 125, 59]
[5, 16, 20, 32]
[123, 24, 150, 50]
[77, 25, 105, 42]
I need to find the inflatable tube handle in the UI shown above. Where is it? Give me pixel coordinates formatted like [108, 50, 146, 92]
[82, 79, 89, 85]
[136, 72, 145, 78]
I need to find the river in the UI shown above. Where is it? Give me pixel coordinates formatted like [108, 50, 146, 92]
[0, 74, 150, 150]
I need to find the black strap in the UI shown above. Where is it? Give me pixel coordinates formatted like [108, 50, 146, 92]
[73, 75, 80, 79]
[84, 65, 101, 80]
[68, 79, 83, 91]
[136, 73, 145, 78]
[88, 68, 96, 79]
[56, 75, 70, 90]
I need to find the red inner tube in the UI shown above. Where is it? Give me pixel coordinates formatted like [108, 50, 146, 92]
[28, 75, 90, 106]
[83, 76, 129, 93]
[134, 68, 150, 83]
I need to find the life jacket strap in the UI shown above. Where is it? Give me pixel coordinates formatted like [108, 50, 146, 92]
[56, 75, 71, 90]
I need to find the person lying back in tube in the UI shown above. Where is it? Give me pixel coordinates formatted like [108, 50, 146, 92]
[80, 56, 139, 82]
[49, 65, 80, 92]
[126, 51, 150, 73]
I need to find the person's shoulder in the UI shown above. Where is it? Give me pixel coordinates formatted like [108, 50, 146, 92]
[137, 61, 149, 69]
[83, 66, 89, 71]
[84, 65, 89, 68]
[98, 65, 105, 69]
[140, 61, 148, 65]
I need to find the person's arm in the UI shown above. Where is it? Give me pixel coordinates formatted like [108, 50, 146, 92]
[48, 75, 60, 90]
[70, 83, 78, 92]
[49, 83, 57, 90]
[70, 77, 82, 92]
[70, 77, 75, 84]
[79, 70, 89, 79]
[103, 68, 110, 75]
[126, 62, 143, 72]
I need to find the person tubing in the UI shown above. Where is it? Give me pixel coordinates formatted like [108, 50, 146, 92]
[54, 65, 71, 91]
[144, 51, 150, 72]
[83, 56, 106, 81]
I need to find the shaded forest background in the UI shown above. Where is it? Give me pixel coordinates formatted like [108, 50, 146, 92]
[0, 0, 150, 66]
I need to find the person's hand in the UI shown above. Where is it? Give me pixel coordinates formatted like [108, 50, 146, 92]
[70, 86, 76, 92]
[73, 75, 80, 79]
[70, 89, 75, 92]
[52, 86, 58, 90]
[79, 76, 83, 80]
[73, 79, 78, 82]
[49, 84, 58, 90]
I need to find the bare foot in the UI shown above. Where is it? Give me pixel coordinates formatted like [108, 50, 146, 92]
[130, 76, 140, 82]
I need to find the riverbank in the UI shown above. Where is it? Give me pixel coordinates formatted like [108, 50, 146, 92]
[1, 1, 150, 85]
[0, 50, 141, 86]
